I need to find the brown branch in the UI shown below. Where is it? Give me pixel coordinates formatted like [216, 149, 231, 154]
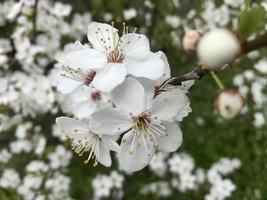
[169, 31, 267, 86]
[241, 32, 267, 54]
[168, 67, 208, 86]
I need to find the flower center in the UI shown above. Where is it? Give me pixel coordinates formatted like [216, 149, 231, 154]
[126, 112, 168, 156]
[84, 70, 96, 86]
[107, 49, 125, 63]
[132, 112, 151, 134]
[91, 91, 101, 102]
[70, 129, 100, 167]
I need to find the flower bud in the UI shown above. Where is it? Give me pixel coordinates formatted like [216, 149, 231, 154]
[197, 29, 241, 70]
[182, 30, 202, 53]
[214, 89, 245, 119]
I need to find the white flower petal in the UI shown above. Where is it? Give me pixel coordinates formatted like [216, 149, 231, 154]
[56, 75, 83, 94]
[121, 33, 150, 59]
[72, 40, 86, 51]
[119, 131, 154, 173]
[98, 142, 112, 167]
[87, 22, 118, 52]
[179, 80, 195, 92]
[111, 77, 147, 116]
[101, 136, 120, 152]
[72, 101, 96, 119]
[92, 63, 127, 92]
[155, 51, 171, 83]
[55, 117, 89, 139]
[175, 101, 192, 122]
[65, 48, 106, 70]
[151, 90, 187, 121]
[137, 77, 155, 103]
[126, 53, 164, 80]
[90, 107, 132, 135]
[154, 122, 182, 153]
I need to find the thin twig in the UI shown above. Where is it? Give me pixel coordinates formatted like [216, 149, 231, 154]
[242, 32, 267, 54]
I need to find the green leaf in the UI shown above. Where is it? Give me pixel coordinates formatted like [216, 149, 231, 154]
[237, 6, 266, 40]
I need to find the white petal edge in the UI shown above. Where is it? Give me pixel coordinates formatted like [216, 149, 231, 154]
[98, 142, 112, 167]
[151, 90, 187, 121]
[154, 122, 183, 153]
[119, 131, 154, 173]
[56, 75, 83, 94]
[65, 48, 106, 70]
[126, 53, 164, 80]
[90, 107, 132, 135]
[87, 22, 119, 53]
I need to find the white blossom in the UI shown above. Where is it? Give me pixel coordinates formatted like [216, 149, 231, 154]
[59, 22, 164, 92]
[56, 117, 119, 167]
[90, 78, 186, 172]
[0, 169, 20, 189]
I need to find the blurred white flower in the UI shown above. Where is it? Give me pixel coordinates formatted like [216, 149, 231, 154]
[45, 173, 71, 195]
[92, 175, 113, 198]
[255, 59, 267, 74]
[165, 15, 180, 29]
[168, 153, 195, 175]
[253, 112, 265, 128]
[48, 145, 72, 169]
[10, 139, 33, 154]
[206, 179, 236, 200]
[149, 152, 167, 177]
[110, 171, 124, 189]
[26, 161, 49, 173]
[140, 181, 172, 197]
[123, 8, 137, 20]
[51, 2, 72, 17]
[18, 174, 43, 199]
[7, 1, 23, 20]
[0, 169, 20, 189]
[0, 149, 12, 163]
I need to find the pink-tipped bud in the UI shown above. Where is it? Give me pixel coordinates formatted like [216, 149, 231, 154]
[214, 89, 245, 119]
[182, 30, 202, 53]
[197, 29, 241, 70]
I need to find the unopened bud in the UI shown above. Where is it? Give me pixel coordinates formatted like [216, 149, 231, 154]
[182, 30, 202, 53]
[197, 29, 241, 70]
[214, 89, 245, 119]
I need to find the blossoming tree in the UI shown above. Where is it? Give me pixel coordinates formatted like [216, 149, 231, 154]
[0, 0, 267, 199]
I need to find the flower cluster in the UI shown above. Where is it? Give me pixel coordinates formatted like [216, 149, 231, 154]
[141, 152, 241, 200]
[233, 60, 267, 128]
[0, 0, 266, 199]
[0, 121, 73, 200]
[56, 22, 193, 172]
[92, 171, 124, 199]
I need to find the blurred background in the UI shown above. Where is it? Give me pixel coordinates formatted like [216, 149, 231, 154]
[0, 0, 267, 199]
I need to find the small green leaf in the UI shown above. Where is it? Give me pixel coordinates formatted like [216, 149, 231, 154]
[237, 6, 266, 40]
